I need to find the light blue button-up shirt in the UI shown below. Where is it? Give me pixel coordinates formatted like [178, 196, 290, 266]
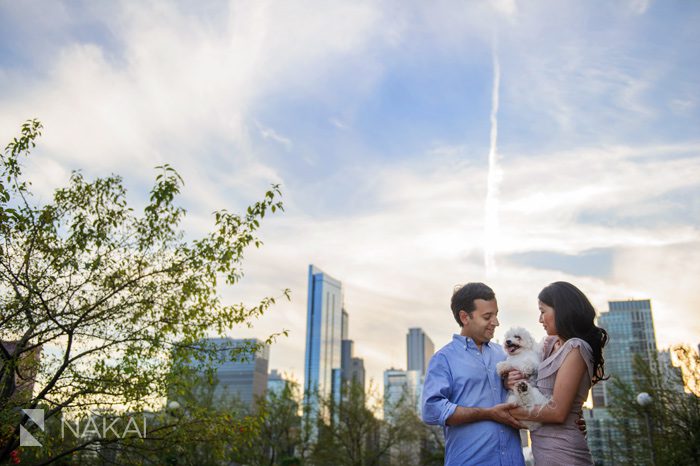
[422, 334, 525, 466]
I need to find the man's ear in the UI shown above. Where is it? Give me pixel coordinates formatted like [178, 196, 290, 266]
[459, 310, 470, 327]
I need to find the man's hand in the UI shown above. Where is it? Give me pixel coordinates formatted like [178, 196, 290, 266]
[504, 370, 526, 391]
[488, 403, 525, 429]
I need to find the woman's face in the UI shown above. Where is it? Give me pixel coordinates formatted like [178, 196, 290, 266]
[538, 300, 558, 336]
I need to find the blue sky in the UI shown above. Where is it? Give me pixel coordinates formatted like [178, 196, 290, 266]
[1, 0, 699, 387]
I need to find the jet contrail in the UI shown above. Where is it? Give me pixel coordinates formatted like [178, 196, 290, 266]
[484, 38, 501, 276]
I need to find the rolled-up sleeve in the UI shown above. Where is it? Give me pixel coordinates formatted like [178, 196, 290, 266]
[422, 353, 457, 426]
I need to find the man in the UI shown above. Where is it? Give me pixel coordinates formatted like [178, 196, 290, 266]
[422, 282, 525, 466]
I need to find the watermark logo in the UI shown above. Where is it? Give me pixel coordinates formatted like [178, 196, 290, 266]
[61, 415, 147, 440]
[19, 409, 148, 448]
[20, 409, 44, 447]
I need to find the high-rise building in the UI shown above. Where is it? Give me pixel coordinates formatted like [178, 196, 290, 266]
[350, 357, 366, 390]
[383, 368, 423, 420]
[383, 368, 424, 460]
[171, 338, 270, 408]
[341, 338, 366, 390]
[592, 299, 657, 408]
[0, 340, 41, 402]
[584, 299, 658, 464]
[342, 309, 349, 340]
[406, 328, 434, 376]
[657, 350, 685, 393]
[341, 340, 353, 382]
[267, 369, 286, 396]
[304, 265, 344, 406]
[207, 338, 269, 407]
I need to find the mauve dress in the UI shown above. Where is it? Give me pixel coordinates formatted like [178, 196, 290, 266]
[530, 336, 594, 466]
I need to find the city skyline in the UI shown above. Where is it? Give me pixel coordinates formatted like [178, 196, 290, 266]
[0, 1, 698, 391]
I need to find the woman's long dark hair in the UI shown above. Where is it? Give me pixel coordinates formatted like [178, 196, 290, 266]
[538, 281, 609, 384]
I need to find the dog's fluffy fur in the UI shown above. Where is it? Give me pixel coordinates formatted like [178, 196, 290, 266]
[496, 327, 549, 430]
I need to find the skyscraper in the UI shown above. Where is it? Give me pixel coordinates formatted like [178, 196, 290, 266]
[350, 357, 366, 390]
[211, 338, 269, 406]
[340, 310, 366, 393]
[173, 337, 269, 408]
[341, 339, 354, 383]
[342, 308, 349, 340]
[584, 299, 658, 464]
[383, 369, 422, 420]
[267, 369, 286, 396]
[304, 265, 344, 406]
[407, 328, 435, 376]
[594, 299, 657, 407]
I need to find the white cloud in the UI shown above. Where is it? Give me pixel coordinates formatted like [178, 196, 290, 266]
[0, 0, 391, 233]
[1, 0, 698, 393]
[490, 0, 519, 18]
[221, 139, 700, 387]
[612, 243, 700, 348]
[255, 121, 293, 150]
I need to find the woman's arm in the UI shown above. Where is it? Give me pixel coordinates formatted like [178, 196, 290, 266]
[510, 347, 587, 424]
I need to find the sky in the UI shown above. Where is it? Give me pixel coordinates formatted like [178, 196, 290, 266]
[1, 0, 699, 390]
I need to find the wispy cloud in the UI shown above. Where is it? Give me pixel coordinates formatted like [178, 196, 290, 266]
[330, 117, 349, 130]
[256, 120, 293, 150]
[227, 139, 700, 382]
[1, 0, 698, 387]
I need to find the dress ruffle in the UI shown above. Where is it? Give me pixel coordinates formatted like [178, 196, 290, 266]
[537, 337, 594, 387]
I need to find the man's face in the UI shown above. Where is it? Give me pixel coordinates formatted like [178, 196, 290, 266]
[461, 298, 499, 344]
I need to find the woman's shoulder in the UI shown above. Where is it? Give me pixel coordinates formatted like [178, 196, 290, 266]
[558, 337, 594, 378]
[562, 337, 593, 357]
[538, 337, 593, 380]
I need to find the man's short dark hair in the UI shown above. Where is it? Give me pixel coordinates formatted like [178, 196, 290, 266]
[451, 282, 496, 327]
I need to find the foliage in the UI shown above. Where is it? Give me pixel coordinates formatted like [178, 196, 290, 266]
[305, 381, 438, 466]
[673, 344, 700, 396]
[234, 378, 303, 465]
[607, 347, 700, 466]
[0, 119, 288, 463]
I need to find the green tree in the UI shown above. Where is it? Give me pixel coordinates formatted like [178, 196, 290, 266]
[234, 378, 303, 465]
[0, 120, 288, 464]
[307, 381, 424, 466]
[607, 347, 700, 466]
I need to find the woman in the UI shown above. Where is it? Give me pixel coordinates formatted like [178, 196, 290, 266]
[511, 281, 608, 465]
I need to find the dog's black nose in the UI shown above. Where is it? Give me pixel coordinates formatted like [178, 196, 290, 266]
[506, 339, 512, 345]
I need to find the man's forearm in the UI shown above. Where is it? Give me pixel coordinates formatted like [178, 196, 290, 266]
[445, 406, 492, 426]
[446, 403, 522, 429]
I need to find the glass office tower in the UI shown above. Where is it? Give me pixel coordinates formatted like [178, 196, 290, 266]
[585, 299, 658, 464]
[593, 299, 657, 407]
[169, 337, 269, 409]
[407, 327, 435, 376]
[304, 265, 344, 407]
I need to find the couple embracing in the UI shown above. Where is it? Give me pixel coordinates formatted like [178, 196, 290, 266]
[421, 281, 608, 466]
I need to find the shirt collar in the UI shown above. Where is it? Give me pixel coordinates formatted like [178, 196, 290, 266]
[452, 334, 490, 350]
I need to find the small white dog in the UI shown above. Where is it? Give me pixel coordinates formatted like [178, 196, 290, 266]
[495, 327, 549, 430]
